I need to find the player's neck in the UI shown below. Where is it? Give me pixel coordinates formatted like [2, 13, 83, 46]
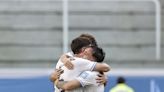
[74, 54, 81, 58]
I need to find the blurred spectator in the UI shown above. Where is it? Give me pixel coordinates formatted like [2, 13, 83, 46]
[110, 76, 134, 92]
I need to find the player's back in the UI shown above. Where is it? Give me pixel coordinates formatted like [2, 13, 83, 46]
[56, 57, 96, 81]
[81, 71, 104, 92]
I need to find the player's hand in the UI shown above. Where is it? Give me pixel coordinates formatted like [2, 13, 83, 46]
[50, 68, 64, 82]
[61, 54, 74, 70]
[63, 58, 74, 70]
[96, 73, 107, 85]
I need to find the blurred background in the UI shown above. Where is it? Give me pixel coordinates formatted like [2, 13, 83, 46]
[0, 0, 164, 92]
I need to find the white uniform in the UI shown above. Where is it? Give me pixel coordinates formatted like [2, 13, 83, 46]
[76, 71, 104, 92]
[55, 52, 97, 92]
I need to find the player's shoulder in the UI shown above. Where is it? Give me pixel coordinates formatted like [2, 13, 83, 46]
[66, 52, 74, 57]
[73, 57, 92, 63]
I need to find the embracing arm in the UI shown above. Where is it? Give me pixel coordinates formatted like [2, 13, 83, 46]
[77, 59, 111, 72]
[56, 72, 108, 91]
[51, 67, 81, 90]
[50, 68, 63, 82]
[93, 63, 111, 72]
[56, 80, 81, 91]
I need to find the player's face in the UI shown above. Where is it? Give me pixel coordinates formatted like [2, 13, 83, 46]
[83, 47, 95, 61]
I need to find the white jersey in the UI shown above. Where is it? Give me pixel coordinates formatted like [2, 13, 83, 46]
[76, 71, 104, 92]
[55, 52, 97, 92]
[56, 57, 96, 81]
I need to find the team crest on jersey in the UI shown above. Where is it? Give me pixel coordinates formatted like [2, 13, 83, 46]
[79, 71, 89, 79]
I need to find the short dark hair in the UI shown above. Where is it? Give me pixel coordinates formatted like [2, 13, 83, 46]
[117, 76, 125, 84]
[71, 37, 91, 54]
[79, 34, 98, 46]
[92, 47, 105, 63]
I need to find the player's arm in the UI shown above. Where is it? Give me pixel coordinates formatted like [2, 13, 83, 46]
[56, 71, 107, 91]
[56, 80, 81, 91]
[93, 63, 111, 72]
[50, 68, 63, 82]
[77, 59, 111, 72]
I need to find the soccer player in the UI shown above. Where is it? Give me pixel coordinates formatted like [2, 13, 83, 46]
[50, 34, 108, 81]
[58, 33, 98, 70]
[54, 46, 107, 92]
[50, 36, 110, 92]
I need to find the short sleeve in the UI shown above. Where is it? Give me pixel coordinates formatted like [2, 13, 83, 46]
[76, 71, 98, 87]
[74, 58, 97, 71]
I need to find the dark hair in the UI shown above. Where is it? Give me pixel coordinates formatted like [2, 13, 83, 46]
[117, 76, 125, 84]
[92, 47, 105, 63]
[79, 34, 98, 46]
[71, 37, 91, 54]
